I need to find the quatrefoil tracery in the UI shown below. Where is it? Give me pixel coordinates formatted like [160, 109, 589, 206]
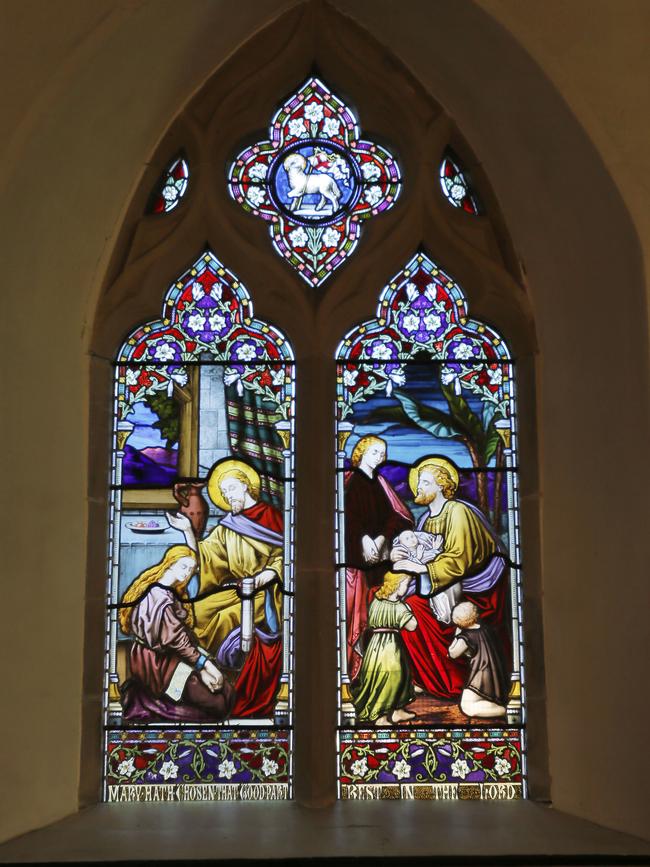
[228, 78, 401, 287]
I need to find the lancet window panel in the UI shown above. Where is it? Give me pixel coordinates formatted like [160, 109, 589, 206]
[335, 252, 526, 800]
[103, 251, 295, 802]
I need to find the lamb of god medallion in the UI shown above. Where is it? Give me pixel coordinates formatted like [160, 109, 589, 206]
[228, 78, 401, 286]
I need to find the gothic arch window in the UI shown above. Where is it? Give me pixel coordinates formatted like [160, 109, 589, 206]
[104, 252, 295, 800]
[336, 252, 525, 798]
[89, 3, 541, 809]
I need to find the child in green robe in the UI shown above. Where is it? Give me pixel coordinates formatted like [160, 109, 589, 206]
[351, 571, 418, 726]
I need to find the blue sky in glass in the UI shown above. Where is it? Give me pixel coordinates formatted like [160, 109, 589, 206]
[127, 401, 177, 453]
[343, 366, 497, 468]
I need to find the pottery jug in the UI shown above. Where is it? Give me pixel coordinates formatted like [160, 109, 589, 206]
[172, 481, 208, 539]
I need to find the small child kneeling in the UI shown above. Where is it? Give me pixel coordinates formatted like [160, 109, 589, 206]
[448, 601, 508, 719]
[351, 571, 418, 727]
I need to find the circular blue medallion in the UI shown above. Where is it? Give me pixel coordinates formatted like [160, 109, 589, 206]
[268, 139, 361, 226]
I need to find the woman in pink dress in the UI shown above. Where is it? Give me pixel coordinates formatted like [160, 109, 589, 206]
[119, 545, 235, 722]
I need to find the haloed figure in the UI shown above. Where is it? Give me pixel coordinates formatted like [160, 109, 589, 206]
[119, 545, 235, 722]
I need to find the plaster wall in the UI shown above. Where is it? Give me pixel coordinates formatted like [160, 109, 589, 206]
[0, 0, 648, 847]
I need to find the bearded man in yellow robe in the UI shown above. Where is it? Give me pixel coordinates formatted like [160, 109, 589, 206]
[167, 460, 283, 717]
[391, 457, 510, 699]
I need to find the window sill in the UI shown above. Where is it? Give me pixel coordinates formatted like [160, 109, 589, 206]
[1, 801, 649, 864]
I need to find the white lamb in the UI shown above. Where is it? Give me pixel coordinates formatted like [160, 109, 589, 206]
[283, 153, 341, 213]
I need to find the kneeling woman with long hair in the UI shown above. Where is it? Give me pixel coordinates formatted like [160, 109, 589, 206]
[119, 545, 235, 722]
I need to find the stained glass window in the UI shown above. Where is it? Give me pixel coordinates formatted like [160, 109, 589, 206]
[148, 155, 189, 214]
[335, 252, 525, 800]
[439, 151, 481, 215]
[104, 251, 295, 802]
[228, 78, 401, 286]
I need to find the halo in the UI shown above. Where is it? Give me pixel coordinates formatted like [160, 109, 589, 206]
[408, 456, 460, 497]
[207, 459, 261, 512]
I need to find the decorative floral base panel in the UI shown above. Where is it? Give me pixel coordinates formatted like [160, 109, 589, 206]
[338, 728, 524, 800]
[105, 728, 290, 801]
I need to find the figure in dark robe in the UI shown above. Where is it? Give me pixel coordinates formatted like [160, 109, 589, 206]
[448, 600, 509, 717]
[344, 435, 412, 680]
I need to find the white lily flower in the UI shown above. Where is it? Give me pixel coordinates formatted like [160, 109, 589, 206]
[117, 757, 136, 778]
[261, 757, 279, 777]
[159, 760, 178, 781]
[218, 759, 237, 780]
[392, 759, 411, 781]
[322, 117, 340, 137]
[288, 118, 307, 138]
[405, 282, 418, 302]
[248, 163, 268, 181]
[304, 102, 324, 123]
[451, 758, 470, 780]
[364, 185, 382, 206]
[350, 757, 368, 778]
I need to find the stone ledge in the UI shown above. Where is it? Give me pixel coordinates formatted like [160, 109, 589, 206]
[1, 801, 649, 864]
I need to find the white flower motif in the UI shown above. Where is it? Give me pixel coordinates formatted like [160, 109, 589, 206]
[364, 185, 383, 206]
[191, 281, 204, 301]
[350, 757, 368, 778]
[405, 282, 419, 302]
[494, 757, 511, 778]
[322, 227, 340, 247]
[343, 369, 358, 388]
[162, 184, 179, 202]
[271, 368, 285, 386]
[392, 759, 411, 781]
[248, 162, 268, 181]
[210, 284, 222, 301]
[423, 313, 443, 333]
[424, 283, 438, 302]
[451, 758, 471, 779]
[153, 343, 176, 362]
[218, 759, 237, 780]
[288, 118, 307, 138]
[322, 117, 340, 137]
[361, 162, 381, 181]
[208, 312, 227, 332]
[289, 227, 308, 248]
[304, 102, 324, 123]
[117, 757, 135, 778]
[159, 760, 178, 781]
[389, 370, 406, 387]
[450, 182, 466, 202]
[170, 369, 188, 388]
[236, 342, 258, 361]
[441, 367, 457, 386]
[187, 312, 206, 332]
[223, 369, 240, 386]
[261, 757, 279, 777]
[371, 343, 393, 360]
[453, 343, 475, 360]
[125, 369, 138, 386]
[488, 367, 503, 385]
[247, 187, 266, 207]
[401, 313, 420, 334]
